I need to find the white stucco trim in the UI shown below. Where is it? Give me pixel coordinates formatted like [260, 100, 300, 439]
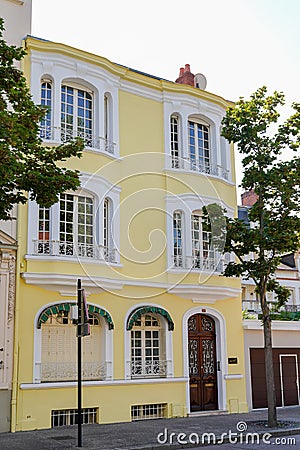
[20, 377, 187, 390]
[182, 306, 227, 413]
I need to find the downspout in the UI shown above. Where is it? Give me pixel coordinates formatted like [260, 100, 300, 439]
[10, 204, 22, 433]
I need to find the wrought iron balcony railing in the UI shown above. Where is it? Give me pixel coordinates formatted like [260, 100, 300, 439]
[130, 359, 168, 378]
[172, 252, 230, 273]
[40, 361, 107, 382]
[33, 240, 117, 263]
[242, 300, 300, 316]
[171, 156, 229, 180]
[39, 126, 116, 155]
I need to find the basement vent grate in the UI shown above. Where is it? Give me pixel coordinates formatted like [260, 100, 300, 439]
[131, 403, 167, 421]
[51, 408, 97, 427]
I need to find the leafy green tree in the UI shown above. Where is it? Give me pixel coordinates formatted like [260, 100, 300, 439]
[219, 87, 300, 427]
[0, 18, 83, 221]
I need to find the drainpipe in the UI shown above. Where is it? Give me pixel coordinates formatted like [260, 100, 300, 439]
[10, 203, 22, 433]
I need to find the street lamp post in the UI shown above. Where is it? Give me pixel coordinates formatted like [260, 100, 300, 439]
[76, 278, 90, 448]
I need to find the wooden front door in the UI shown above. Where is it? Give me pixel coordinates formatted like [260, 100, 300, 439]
[188, 314, 218, 411]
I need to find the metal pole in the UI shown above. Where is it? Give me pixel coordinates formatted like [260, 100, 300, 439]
[77, 278, 82, 448]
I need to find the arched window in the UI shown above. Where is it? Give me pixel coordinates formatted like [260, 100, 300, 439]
[61, 85, 93, 146]
[188, 121, 210, 173]
[41, 310, 103, 382]
[131, 314, 166, 378]
[173, 211, 183, 267]
[40, 81, 52, 139]
[170, 115, 180, 168]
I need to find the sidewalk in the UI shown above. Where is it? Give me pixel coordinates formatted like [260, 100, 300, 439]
[0, 407, 300, 449]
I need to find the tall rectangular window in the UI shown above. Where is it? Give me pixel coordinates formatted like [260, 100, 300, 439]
[61, 86, 93, 145]
[170, 116, 179, 168]
[188, 121, 210, 173]
[131, 315, 162, 378]
[38, 207, 50, 254]
[173, 212, 183, 267]
[191, 214, 212, 268]
[59, 193, 94, 257]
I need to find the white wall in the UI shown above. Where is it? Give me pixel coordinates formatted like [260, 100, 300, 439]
[1, 0, 32, 47]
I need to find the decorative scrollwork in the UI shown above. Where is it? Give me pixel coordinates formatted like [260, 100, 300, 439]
[202, 339, 215, 375]
[188, 339, 199, 375]
[202, 316, 213, 332]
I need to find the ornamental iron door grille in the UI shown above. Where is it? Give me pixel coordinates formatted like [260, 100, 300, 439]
[188, 314, 218, 411]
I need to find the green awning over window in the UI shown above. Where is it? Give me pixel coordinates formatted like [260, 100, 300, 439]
[37, 302, 114, 329]
[126, 306, 174, 331]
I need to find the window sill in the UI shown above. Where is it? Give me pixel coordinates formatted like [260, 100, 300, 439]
[20, 377, 186, 390]
[25, 254, 122, 267]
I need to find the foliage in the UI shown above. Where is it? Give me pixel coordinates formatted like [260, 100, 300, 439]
[221, 87, 300, 305]
[242, 309, 257, 320]
[205, 86, 300, 427]
[0, 18, 84, 220]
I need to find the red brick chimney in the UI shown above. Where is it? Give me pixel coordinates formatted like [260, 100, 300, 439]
[241, 190, 258, 207]
[175, 63, 195, 86]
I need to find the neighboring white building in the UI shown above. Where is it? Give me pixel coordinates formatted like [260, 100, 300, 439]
[239, 197, 300, 410]
[1, 0, 32, 48]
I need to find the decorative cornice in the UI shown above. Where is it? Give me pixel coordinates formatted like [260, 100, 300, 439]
[21, 272, 240, 301]
[168, 284, 240, 301]
[21, 273, 124, 292]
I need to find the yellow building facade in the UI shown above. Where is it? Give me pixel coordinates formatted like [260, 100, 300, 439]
[13, 37, 248, 431]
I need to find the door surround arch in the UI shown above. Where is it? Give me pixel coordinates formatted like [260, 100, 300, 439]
[182, 307, 227, 413]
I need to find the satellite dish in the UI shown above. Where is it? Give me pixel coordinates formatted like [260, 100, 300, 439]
[194, 73, 207, 90]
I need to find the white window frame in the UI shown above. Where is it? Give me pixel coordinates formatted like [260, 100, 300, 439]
[124, 304, 174, 380]
[188, 120, 210, 172]
[40, 79, 52, 140]
[27, 173, 121, 264]
[131, 314, 162, 378]
[61, 84, 93, 144]
[173, 211, 183, 268]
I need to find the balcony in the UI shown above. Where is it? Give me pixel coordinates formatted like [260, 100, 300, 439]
[170, 156, 229, 180]
[39, 361, 108, 382]
[242, 300, 300, 320]
[130, 360, 170, 378]
[33, 240, 117, 263]
[172, 252, 231, 273]
[40, 126, 116, 155]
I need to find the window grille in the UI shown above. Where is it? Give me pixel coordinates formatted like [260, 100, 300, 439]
[131, 403, 167, 421]
[51, 408, 97, 427]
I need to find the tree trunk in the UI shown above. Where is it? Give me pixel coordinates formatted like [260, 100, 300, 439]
[262, 297, 277, 427]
